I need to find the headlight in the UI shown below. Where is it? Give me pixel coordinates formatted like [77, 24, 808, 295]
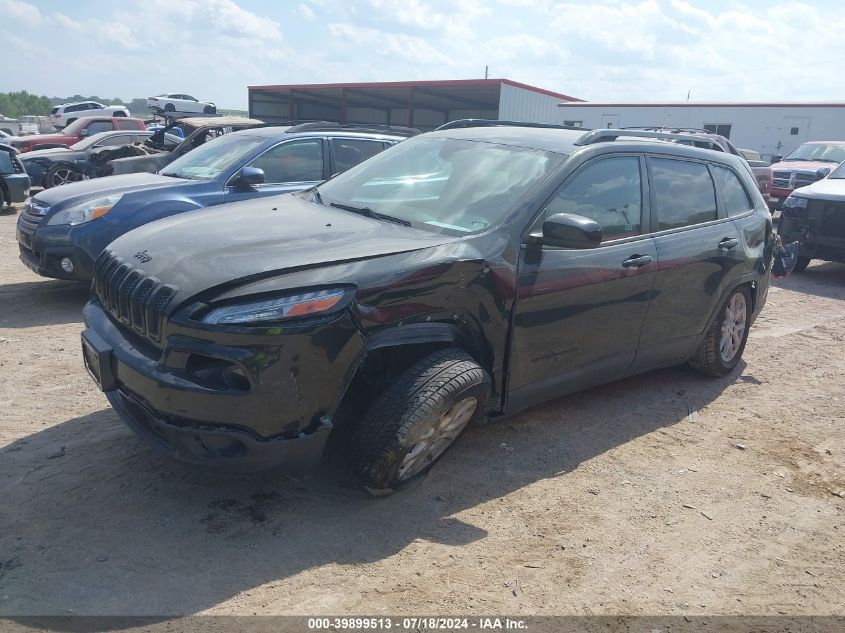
[47, 194, 123, 226]
[201, 288, 349, 325]
[784, 196, 808, 209]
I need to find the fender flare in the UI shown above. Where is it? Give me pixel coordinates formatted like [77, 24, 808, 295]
[702, 274, 758, 335]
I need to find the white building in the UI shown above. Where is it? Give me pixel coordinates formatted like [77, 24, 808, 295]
[552, 102, 845, 160]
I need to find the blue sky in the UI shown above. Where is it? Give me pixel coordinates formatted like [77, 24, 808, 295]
[3, 0, 845, 109]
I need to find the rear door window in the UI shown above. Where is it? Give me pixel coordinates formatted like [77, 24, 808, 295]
[96, 134, 133, 147]
[713, 166, 753, 217]
[544, 155, 643, 239]
[649, 158, 718, 230]
[331, 138, 387, 174]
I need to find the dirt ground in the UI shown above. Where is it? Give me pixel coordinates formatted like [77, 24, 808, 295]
[0, 203, 843, 617]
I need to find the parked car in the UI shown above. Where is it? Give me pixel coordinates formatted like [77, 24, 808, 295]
[107, 116, 263, 175]
[51, 101, 130, 129]
[0, 130, 10, 139]
[778, 160, 845, 271]
[147, 94, 216, 114]
[0, 144, 30, 208]
[768, 141, 845, 210]
[17, 123, 412, 280]
[78, 122, 773, 492]
[20, 130, 182, 189]
[17, 116, 40, 135]
[8, 117, 147, 153]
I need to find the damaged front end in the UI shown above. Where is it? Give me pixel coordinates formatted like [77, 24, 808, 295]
[779, 195, 845, 264]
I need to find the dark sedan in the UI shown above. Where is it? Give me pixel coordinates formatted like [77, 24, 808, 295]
[20, 130, 181, 189]
[17, 124, 412, 280]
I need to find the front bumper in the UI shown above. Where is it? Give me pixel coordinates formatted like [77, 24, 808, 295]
[81, 300, 366, 475]
[16, 222, 96, 280]
[2, 173, 31, 203]
[778, 215, 845, 263]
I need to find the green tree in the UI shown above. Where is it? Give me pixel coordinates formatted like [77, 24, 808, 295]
[0, 91, 53, 118]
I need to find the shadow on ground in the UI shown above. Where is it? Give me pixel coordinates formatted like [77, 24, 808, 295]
[0, 279, 90, 328]
[771, 261, 845, 302]
[0, 361, 745, 617]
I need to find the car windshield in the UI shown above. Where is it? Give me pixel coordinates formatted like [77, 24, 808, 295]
[828, 162, 845, 179]
[784, 143, 845, 164]
[160, 133, 265, 180]
[315, 136, 562, 235]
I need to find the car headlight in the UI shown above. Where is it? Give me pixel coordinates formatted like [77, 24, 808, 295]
[47, 194, 123, 226]
[784, 195, 808, 209]
[201, 288, 349, 325]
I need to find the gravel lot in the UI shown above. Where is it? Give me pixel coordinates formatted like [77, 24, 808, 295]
[0, 203, 843, 617]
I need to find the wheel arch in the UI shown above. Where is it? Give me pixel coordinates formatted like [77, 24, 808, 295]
[335, 321, 491, 428]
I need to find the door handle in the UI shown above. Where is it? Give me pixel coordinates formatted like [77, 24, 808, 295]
[622, 254, 652, 268]
[718, 237, 740, 250]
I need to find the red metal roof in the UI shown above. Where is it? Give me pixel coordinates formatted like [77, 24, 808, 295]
[249, 78, 583, 102]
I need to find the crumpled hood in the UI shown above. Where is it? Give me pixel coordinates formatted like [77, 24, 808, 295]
[106, 194, 459, 302]
[33, 172, 185, 208]
[793, 178, 845, 201]
[20, 147, 73, 160]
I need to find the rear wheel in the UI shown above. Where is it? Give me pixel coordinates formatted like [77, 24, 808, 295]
[351, 348, 490, 495]
[689, 286, 751, 377]
[203, 105, 216, 114]
[66, 118, 77, 126]
[794, 256, 812, 273]
[44, 164, 83, 189]
[113, 111, 126, 117]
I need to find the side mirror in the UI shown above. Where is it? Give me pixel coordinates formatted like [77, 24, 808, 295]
[816, 167, 831, 180]
[530, 213, 603, 249]
[236, 166, 265, 189]
[79, 129, 90, 137]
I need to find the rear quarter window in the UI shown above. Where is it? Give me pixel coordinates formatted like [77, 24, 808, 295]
[713, 166, 753, 217]
[650, 158, 718, 230]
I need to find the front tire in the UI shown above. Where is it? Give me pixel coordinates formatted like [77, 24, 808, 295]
[203, 105, 216, 114]
[164, 103, 175, 112]
[689, 286, 752, 377]
[44, 164, 83, 189]
[351, 348, 490, 495]
[794, 256, 812, 273]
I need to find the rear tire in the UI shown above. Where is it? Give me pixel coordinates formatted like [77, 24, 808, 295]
[66, 118, 77, 126]
[689, 286, 752, 377]
[351, 348, 490, 495]
[113, 111, 126, 117]
[794, 256, 812, 273]
[203, 105, 216, 114]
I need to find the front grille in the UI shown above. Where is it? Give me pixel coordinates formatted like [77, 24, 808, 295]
[772, 170, 816, 190]
[93, 251, 177, 343]
[19, 199, 49, 231]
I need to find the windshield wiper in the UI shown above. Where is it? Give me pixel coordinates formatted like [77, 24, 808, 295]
[329, 202, 411, 226]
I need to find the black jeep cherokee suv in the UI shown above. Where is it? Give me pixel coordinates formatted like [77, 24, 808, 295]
[81, 123, 773, 493]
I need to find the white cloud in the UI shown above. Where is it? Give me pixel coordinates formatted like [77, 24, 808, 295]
[327, 22, 454, 66]
[298, 3, 318, 21]
[0, 0, 40, 25]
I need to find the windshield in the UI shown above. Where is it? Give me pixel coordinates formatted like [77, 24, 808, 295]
[784, 143, 845, 164]
[316, 136, 561, 235]
[160, 133, 265, 180]
[828, 162, 845, 179]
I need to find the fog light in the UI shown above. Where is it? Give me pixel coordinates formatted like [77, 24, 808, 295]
[60, 257, 74, 273]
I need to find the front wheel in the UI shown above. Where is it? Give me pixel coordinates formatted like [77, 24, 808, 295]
[689, 286, 752, 377]
[351, 348, 490, 495]
[793, 256, 812, 273]
[203, 105, 216, 114]
[44, 164, 83, 189]
[164, 103, 175, 112]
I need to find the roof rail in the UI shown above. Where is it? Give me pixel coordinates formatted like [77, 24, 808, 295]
[574, 128, 725, 151]
[623, 126, 717, 135]
[436, 119, 587, 131]
[285, 121, 420, 137]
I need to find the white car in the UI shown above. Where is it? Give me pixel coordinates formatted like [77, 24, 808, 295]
[146, 93, 217, 115]
[50, 101, 131, 130]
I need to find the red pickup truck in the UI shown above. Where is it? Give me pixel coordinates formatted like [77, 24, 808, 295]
[9, 116, 146, 153]
[767, 141, 845, 209]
